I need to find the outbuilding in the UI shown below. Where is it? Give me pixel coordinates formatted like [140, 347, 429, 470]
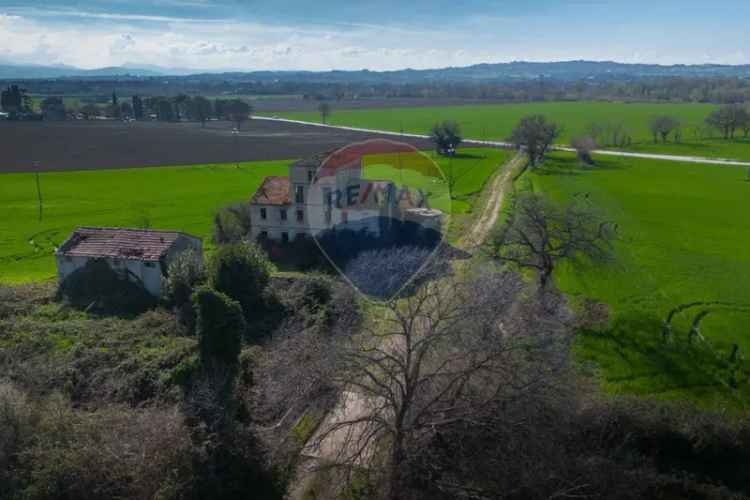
[55, 227, 202, 297]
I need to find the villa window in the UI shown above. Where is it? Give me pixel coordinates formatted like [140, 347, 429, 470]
[259, 231, 268, 239]
[296, 209, 304, 222]
[260, 207, 267, 220]
[280, 209, 287, 221]
[341, 211, 348, 224]
[281, 232, 289, 243]
[295, 185, 304, 204]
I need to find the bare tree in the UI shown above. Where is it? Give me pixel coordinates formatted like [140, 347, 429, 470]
[258, 250, 573, 499]
[705, 104, 746, 139]
[586, 121, 631, 148]
[739, 106, 750, 138]
[649, 115, 680, 143]
[318, 102, 332, 124]
[571, 135, 597, 165]
[494, 192, 617, 288]
[510, 115, 561, 167]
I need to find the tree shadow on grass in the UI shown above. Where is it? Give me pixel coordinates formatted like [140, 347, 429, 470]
[577, 312, 745, 400]
[535, 155, 627, 176]
[534, 156, 585, 176]
[451, 152, 487, 160]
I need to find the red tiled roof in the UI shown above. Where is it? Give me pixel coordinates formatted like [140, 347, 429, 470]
[57, 227, 187, 261]
[250, 176, 291, 205]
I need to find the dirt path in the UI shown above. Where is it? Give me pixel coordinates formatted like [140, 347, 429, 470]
[459, 152, 525, 251]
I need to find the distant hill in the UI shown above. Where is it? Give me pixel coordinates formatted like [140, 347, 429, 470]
[2, 60, 750, 82]
[216, 61, 750, 84]
[0, 64, 167, 79]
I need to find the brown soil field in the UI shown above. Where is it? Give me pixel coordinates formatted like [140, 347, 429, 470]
[0, 119, 431, 173]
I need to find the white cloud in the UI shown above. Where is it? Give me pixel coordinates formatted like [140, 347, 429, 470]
[0, 9, 747, 71]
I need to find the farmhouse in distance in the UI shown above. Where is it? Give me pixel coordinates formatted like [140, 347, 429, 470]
[248, 149, 444, 243]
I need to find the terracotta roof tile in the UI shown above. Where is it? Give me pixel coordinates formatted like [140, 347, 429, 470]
[58, 227, 188, 261]
[250, 176, 291, 205]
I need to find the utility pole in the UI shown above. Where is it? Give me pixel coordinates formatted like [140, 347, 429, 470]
[232, 128, 240, 169]
[33, 161, 43, 221]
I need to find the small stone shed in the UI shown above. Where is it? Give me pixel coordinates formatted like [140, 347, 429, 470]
[55, 227, 202, 297]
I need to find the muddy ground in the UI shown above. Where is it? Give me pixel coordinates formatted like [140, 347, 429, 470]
[0, 119, 432, 173]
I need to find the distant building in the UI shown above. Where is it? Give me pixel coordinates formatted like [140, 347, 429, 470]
[248, 152, 410, 242]
[55, 227, 202, 297]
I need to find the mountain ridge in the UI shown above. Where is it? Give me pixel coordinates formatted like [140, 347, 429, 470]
[1, 60, 749, 81]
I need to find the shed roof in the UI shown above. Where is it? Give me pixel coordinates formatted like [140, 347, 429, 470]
[250, 175, 291, 206]
[57, 227, 192, 261]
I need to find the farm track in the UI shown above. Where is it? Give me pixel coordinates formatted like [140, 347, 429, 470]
[459, 152, 524, 251]
[255, 116, 750, 167]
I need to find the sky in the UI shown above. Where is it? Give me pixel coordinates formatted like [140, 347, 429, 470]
[0, 0, 748, 71]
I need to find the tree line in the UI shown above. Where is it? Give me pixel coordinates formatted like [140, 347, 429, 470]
[6, 74, 750, 105]
[1, 86, 255, 129]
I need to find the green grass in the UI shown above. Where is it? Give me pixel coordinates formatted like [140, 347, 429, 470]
[267, 101, 750, 161]
[528, 152, 750, 409]
[0, 160, 289, 283]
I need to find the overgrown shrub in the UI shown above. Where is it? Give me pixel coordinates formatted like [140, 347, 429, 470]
[256, 235, 330, 272]
[188, 417, 285, 500]
[193, 286, 245, 369]
[213, 203, 253, 244]
[58, 258, 156, 316]
[209, 242, 272, 321]
[277, 273, 335, 322]
[0, 298, 194, 406]
[402, 395, 750, 500]
[0, 381, 36, 493]
[0, 384, 193, 500]
[0, 283, 52, 319]
[163, 249, 206, 334]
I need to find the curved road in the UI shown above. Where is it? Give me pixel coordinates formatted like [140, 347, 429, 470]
[255, 116, 750, 167]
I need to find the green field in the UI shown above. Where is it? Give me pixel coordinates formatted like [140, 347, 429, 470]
[29, 96, 84, 111]
[527, 153, 750, 409]
[0, 149, 507, 283]
[0, 161, 289, 283]
[267, 101, 750, 161]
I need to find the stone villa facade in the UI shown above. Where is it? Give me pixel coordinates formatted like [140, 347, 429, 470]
[248, 151, 443, 242]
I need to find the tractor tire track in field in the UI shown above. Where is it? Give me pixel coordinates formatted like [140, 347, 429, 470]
[255, 116, 750, 167]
